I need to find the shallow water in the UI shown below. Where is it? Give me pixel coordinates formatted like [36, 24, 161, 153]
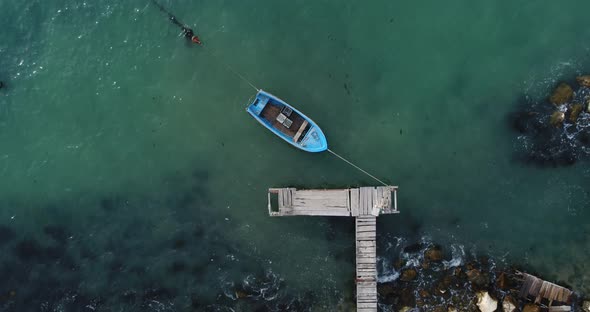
[1, 0, 590, 310]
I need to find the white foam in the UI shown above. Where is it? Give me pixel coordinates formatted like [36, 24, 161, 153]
[443, 244, 465, 269]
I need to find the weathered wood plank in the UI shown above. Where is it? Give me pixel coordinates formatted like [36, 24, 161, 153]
[357, 225, 376, 232]
[520, 275, 532, 297]
[287, 209, 351, 216]
[350, 188, 360, 217]
[356, 240, 375, 247]
[393, 187, 398, 212]
[531, 278, 542, 296]
[364, 188, 372, 215]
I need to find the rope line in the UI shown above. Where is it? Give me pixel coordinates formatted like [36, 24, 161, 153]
[327, 149, 388, 186]
[202, 46, 260, 92]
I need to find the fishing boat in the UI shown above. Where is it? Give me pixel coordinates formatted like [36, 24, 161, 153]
[246, 90, 328, 152]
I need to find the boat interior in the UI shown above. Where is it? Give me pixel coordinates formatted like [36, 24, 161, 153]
[260, 100, 311, 143]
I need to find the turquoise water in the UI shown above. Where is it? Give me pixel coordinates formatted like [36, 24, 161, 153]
[1, 0, 590, 310]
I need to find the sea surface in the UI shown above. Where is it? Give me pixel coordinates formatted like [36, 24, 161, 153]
[1, 0, 590, 311]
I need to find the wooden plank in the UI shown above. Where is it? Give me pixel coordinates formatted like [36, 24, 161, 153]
[350, 188, 360, 217]
[287, 209, 351, 216]
[547, 284, 559, 305]
[357, 299, 377, 304]
[519, 276, 531, 298]
[356, 262, 376, 268]
[548, 306, 571, 312]
[359, 188, 366, 215]
[292, 120, 308, 142]
[357, 225, 376, 232]
[535, 282, 547, 304]
[373, 187, 383, 208]
[393, 187, 398, 211]
[278, 189, 285, 208]
[356, 240, 375, 247]
[357, 247, 375, 254]
[373, 187, 380, 209]
[368, 188, 374, 212]
[530, 278, 542, 296]
[364, 188, 370, 215]
[356, 257, 376, 264]
[287, 188, 294, 207]
[560, 288, 568, 302]
[364, 188, 372, 215]
[357, 288, 376, 296]
[528, 277, 538, 295]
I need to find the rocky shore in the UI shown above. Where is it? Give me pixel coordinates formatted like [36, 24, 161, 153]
[377, 243, 590, 312]
[510, 75, 590, 167]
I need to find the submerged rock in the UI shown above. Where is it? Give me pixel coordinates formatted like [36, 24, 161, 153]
[403, 243, 426, 253]
[502, 295, 517, 312]
[549, 83, 574, 105]
[576, 75, 590, 87]
[235, 290, 249, 299]
[568, 103, 584, 123]
[418, 289, 430, 298]
[476, 291, 497, 312]
[432, 306, 446, 312]
[496, 272, 511, 290]
[14, 238, 45, 261]
[550, 111, 565, 127]
[522, 303, 540, 312]
[400, 268, 418, 281]
[424, 246, 443, 262]
[467, 269, 489, 289]
[43, 225, 70, 244]
[0, 225, 15, 245]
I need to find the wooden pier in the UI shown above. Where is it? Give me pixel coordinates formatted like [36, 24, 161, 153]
[267, 186, 399, 312]
[518, 272, 573, 310]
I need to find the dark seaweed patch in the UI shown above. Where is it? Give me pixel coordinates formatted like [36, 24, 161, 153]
[43, 225, 70, 244]
[14, 238, 44, 261]
[99, 197, 126, 212]
[44, 245, 66, 260]
[0, 225, 15, 245]
[168, 261, 186, 274]
[142, 286, 176, 302]
[172, 236, 186, 250]
[403, 242, 425, 253]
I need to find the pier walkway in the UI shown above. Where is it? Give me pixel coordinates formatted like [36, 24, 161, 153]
[267, 186, 399, 312]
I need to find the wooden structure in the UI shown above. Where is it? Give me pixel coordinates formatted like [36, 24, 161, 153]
[267, 186, 398, 217]
[267, 186, 399, 312]
[518, 272, 573, 310]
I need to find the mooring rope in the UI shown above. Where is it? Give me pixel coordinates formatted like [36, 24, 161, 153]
[202, 46, 260, 92]
[327, 149, 388, 186]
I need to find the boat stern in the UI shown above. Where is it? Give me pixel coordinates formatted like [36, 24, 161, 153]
[246, 90, 269, 116]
